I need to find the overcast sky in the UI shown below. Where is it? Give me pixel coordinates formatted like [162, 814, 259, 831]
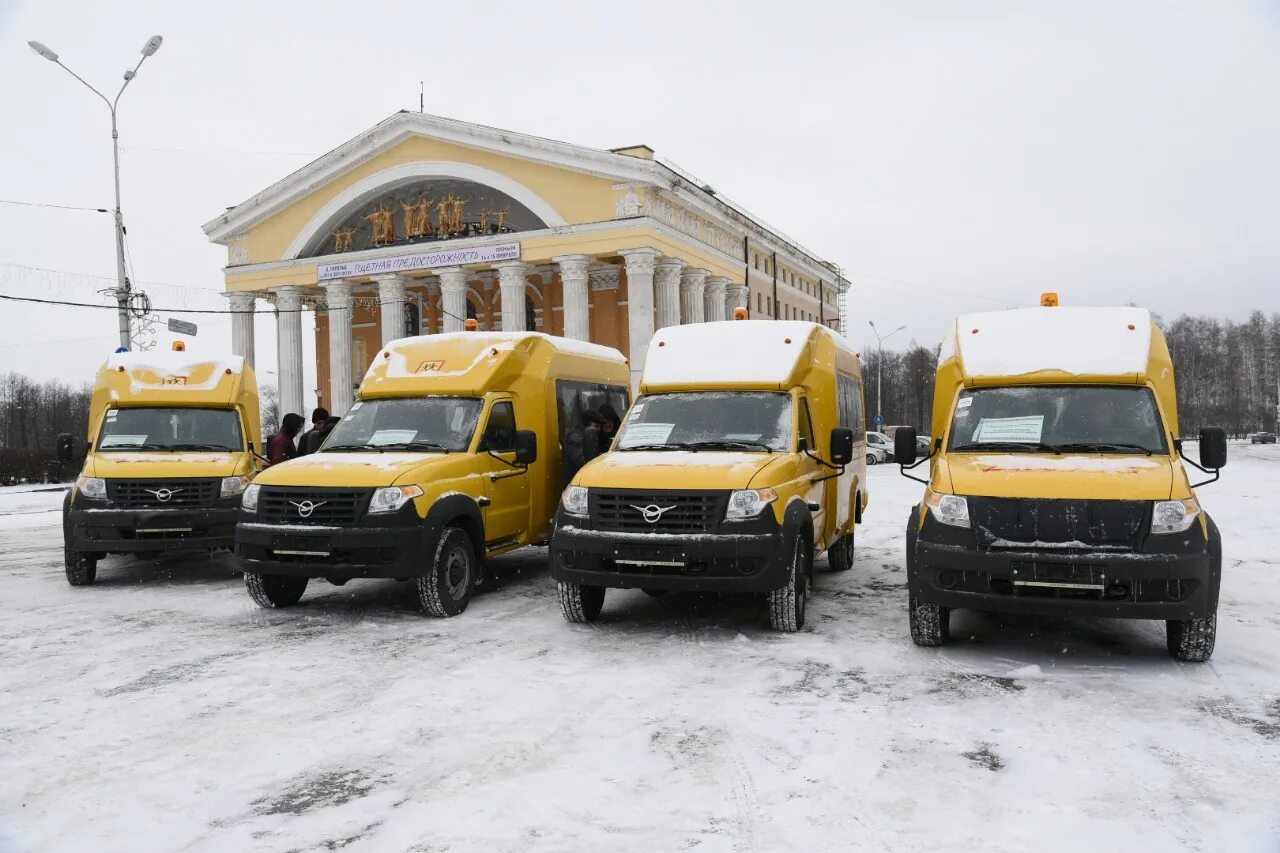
[2, 0, 1278, 396]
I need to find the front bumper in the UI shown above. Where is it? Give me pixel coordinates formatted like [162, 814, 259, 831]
[234, 507, 437, 579]
[550, 511, 792, 593]
[66, 502, 240, 553]
[908, 514, 1219, 620]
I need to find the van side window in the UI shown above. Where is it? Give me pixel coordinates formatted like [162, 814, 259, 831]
[482, 401, 517, 452]
[837, 373, 865, 438]
[556, 379, 631, 485]
[798, 398, 816, 451]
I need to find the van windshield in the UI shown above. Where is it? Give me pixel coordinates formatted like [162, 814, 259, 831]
[97, 407, 243, 452]
[948, 385, 1168, 454]
[321, 397, 482, 453]
[616, 392, 791, 452]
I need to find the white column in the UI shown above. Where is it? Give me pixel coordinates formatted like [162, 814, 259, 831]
[373, 273, 407, 346]
[619, 247, 659, 389]
[494, 260, 528, 333]
[437, 267, 468, 332]
[555, 254, 592, 341]
[653, 258, 684, 331]
[726, 282, 749, 316]
[679, 268, 707, 324]
[224, 291, 257, 367]
[272, 286, 306, 419]
[704, 277, 729, 323]
[322, 279, 355, 415]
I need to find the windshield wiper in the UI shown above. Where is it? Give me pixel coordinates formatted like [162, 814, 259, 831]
[99, 442, 169, 451]
[951, 441, 1063, 453]
[371, 440, 450, 453]
[621, 442, 694, 452]
[1055, 442, 1155, 456]
[167, 443, 236, 451]
[683, 440, 774, 453]
[321, 443, 385, 453]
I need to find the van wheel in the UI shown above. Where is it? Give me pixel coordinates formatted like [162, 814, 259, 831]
[826, 529, 855, 572]
[418, 526, 476, 617]
[909, 598, 949, 646]
[559, 582, 605, 622]
[64, 549, 97, 586]
[768, 534, 810, 632]
[1166, 614, 1216, 662]
[866, 453, 877, 465]
[245, 572, 308, 608]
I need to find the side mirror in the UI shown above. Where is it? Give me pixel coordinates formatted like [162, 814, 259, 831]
[829, 428, 854, 466]
[514, 430, 537, 465]
[1198, 427, 1227, 470]
[56, 433, 74, 463]
[894, 427, 918, 465]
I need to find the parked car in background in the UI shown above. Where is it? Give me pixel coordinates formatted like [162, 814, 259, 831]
[1252, 432, 1277, 444]
[866, 431, 894, 464]
[916, 435, 933, 456]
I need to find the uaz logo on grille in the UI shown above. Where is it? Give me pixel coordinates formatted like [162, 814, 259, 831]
[289, 500, 326, 518]
[143, 487, 183, 503]
[629, 504, 677, 524]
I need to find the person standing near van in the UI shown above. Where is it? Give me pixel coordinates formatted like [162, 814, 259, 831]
[297, 407, 329, 457]
[595, 404, 622, 452]
[564, 410, 604, 482]
[267, 413, 305, 465]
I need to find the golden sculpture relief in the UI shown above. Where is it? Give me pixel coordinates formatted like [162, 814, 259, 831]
[401, 195, 432, 239]
[494, 207, 510, 232]
[332, 226, 356, 253]
[364, 204, 396, 245]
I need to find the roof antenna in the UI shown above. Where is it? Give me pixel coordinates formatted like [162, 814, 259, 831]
[419, 81, 424, 114]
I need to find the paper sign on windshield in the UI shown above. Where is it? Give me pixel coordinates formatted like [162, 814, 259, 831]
[99, 435, 148, 448]
[619, 423, 675, 448]
[972, 415, 1044, 443]
[368, 429, 417, 446]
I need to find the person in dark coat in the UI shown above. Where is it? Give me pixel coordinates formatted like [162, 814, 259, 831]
[296, 407, 329, 457]
[303, 415, 341, 455]
[563, 410, 604, 484]
[595, 404, 622, 453]
[267, 413, 305, 465]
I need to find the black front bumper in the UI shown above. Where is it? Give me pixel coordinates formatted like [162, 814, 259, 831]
[66, 502, 240, 553]
[550, 510, 793, 593]
[234, 506, 437, 579]
[908, 511, 1219, 620]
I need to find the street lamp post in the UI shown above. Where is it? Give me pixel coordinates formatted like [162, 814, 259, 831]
[867, 320, 906, 430]
[28, 35, 163, 349]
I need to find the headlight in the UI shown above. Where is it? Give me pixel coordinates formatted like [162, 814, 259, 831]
[1152, 498, 1199, 535]
[75, 476, 106, 499]
[726, 488, 778, 520]
[220, 475, 250, 498]
[924, 490, 970, 528]
[368, 485, 423, 514]
[241, 483, 260, 512]
[561, 485, 589, 516]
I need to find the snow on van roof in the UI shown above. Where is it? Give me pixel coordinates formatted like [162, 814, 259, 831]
[106, 351, 244, 374]
[955, 306, 1152, 378]
[643, 321, 849, 388]
[384, 331, 625, 362]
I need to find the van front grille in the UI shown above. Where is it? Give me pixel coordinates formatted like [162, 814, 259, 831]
[590, 490, 726, 533]
[969, 497, 1149, 551]
[109, 478, 219, 508]
[258, 487, 371, 526]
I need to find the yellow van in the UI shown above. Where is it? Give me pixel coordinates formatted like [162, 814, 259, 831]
[552, 319, 867, 631]
[56, 344, 262, 586]
[892, 297, 1228, 661]
[235, 331, 630, 616]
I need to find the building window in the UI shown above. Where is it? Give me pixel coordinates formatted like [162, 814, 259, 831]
[525, 294, 537, 331]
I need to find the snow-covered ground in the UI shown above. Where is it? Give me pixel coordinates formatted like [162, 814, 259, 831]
[1, 447, 1278, 852]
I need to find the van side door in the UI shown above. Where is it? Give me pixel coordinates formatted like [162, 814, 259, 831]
[476, 397, 530, 550]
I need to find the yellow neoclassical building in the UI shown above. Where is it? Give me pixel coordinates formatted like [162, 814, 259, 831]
[203, 111, 849, 416]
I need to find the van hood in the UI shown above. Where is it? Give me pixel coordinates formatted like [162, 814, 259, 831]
[576, 451, 779, 490]
[253, 451, 444, 488]
[939, 453, 1174, 500]
[88, 452, 247, 479]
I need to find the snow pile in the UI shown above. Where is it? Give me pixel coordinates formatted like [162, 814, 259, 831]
[954, 307, 1152, 378]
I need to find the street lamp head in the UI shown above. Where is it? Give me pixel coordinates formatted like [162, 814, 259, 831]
[28, 40, 59, 61]
[123, 69, 135, 81]
[140, 35, 163, 56]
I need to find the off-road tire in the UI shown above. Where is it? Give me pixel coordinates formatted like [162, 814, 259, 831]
[909, 598, 949, 646]
[768, 533, 810, 632]
[417, 526, 475, 617]
[64, 548, 97, 586]
[245, 572, 308, 608]
[826, 529, 855, 572]
[559, 581, 605, 623]
[1166, 614, 1216, 662]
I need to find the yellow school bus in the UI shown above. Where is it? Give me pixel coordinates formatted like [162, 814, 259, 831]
[892, 296, 1228, 661]
[57, 344, 262, 585]
[552, 318, 867, 631]
[236, 331, 630, 616]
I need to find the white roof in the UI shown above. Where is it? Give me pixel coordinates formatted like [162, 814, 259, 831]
[386, 331, 625, 362]
[106, 352, 245, 375]
[642, 321, 848, 388]
[954, 306, 1152, 378]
